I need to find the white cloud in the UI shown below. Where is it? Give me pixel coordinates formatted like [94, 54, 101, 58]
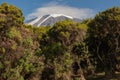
[26, 2, 95, 20]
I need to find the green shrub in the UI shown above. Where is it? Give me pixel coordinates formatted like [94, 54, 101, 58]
[22, 36, 33, 48]
[6, 27, 22, 40]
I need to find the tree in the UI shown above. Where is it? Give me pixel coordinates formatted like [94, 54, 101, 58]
[0, 3, 24, 29]
[0, 3, 44, 80]
[48, 20, 87, 52]
[88, 7, 120, 78]
[40, 20, 88, 80]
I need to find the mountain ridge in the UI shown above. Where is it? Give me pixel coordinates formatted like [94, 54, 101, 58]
[26, 14, 81, 26]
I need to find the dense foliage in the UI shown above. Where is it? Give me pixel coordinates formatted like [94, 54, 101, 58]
[88, 7, 120, 79]
[0, 3, 119, 80]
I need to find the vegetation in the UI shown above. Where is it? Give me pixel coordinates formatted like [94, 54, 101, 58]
[88, 7, 120, 79]
[0, 3, 119, 80]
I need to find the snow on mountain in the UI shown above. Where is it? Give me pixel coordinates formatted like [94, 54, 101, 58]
[50, 14, 73, 19]
[26, 14, 81, 27]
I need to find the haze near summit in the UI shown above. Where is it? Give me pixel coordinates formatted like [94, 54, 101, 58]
[26, 1, 95, 20]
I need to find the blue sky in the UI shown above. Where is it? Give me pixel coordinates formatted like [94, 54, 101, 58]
[0, 0, 120, 20]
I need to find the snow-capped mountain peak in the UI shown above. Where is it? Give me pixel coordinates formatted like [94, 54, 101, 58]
[26, 14, 80, 27]
[50, 14, 73, 19]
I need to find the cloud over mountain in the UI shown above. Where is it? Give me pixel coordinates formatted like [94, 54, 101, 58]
[26, 2, 95, 20]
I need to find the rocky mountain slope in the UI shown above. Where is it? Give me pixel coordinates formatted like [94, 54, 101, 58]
[26, 14, 81, 26]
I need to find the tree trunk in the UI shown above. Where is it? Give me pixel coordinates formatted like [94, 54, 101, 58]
[77, 61, 86, 80]
[79, 66, 86, 80]
[104, 59, 115, 79]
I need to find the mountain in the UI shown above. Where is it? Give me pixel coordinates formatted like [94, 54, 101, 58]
[26, 14, 81, 26]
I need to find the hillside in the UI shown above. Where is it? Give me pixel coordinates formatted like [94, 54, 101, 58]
[0, 3, 119, 80]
